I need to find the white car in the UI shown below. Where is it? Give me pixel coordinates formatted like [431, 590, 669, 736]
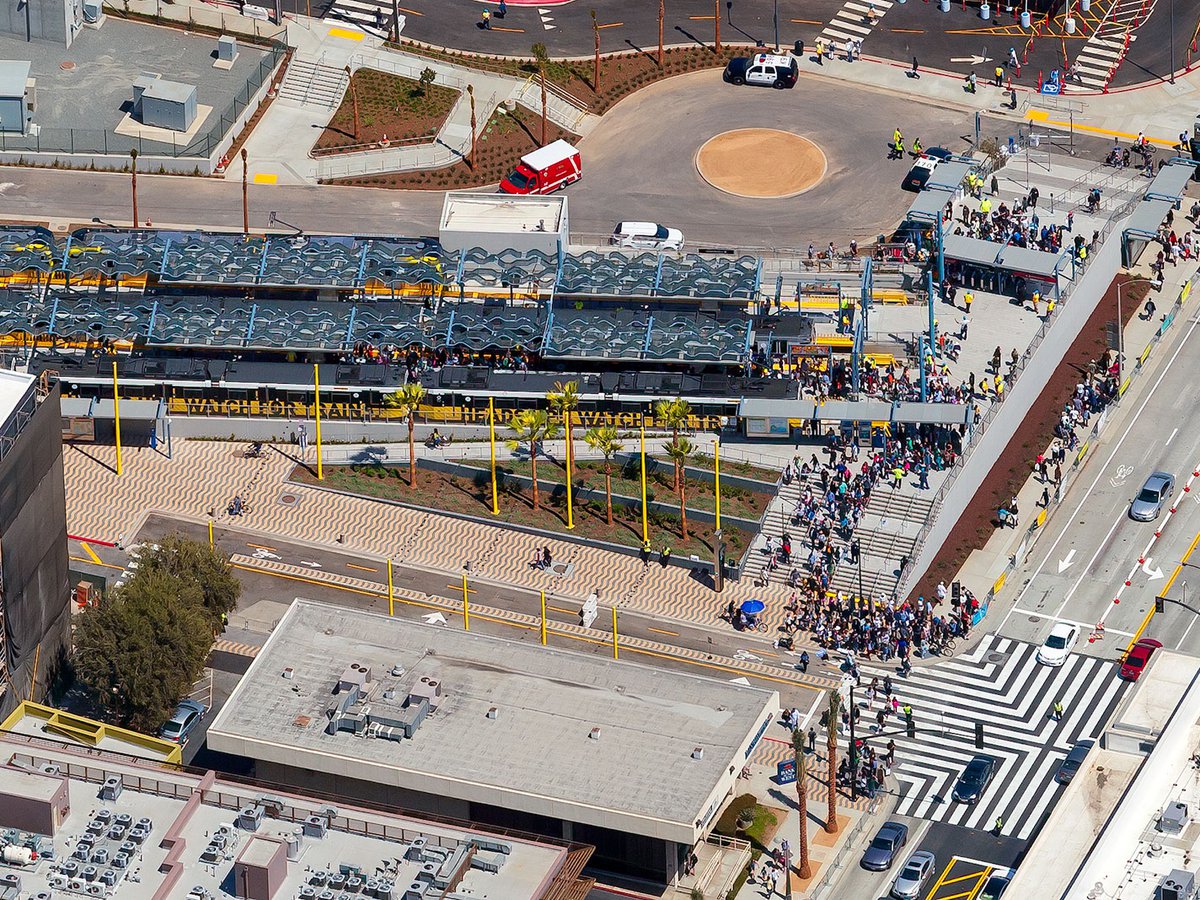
[610, 221, 684, 251]
[1036, 622, 1079, 667]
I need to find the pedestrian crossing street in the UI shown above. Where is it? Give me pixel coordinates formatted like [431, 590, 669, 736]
[323, 0, 390, 34]
[1065, 0, 1155, 91]
[819, 0, 893, 50]
[859, 634, 1128, 840]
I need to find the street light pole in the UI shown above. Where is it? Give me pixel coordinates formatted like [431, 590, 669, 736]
[774, 0, 779, 50]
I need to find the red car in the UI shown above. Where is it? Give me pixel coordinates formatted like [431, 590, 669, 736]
[1119, 637, 1163, 681]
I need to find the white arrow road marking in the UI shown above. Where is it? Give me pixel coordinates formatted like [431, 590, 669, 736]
[734, 650, 762, 661]
[1142, 557, 1164, 580]
[1057, 549, 1076, 573]
[950, 54, 992, 64]
[729, 676, 752, 685]
[301, 560, 322, 568]
[422, 612, 448, 625]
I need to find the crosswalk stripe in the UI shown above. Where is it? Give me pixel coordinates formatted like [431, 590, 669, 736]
[830, 17, 871, 34]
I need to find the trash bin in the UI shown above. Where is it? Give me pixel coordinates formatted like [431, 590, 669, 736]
[939, 0, 950, 11]
[1080, 0, 1090, 10]
[1020, 9, 1030, 26]
[794, 39, 804, 55]
[1064, 16, 1075, 32]
[980, 2, 990, 18]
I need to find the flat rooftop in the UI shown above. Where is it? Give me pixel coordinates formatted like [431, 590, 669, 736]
[0, 735, 584, 900]
[209, 599, 778, 844]
[0, 369, 34, 426]
[440, 194, 565, 234]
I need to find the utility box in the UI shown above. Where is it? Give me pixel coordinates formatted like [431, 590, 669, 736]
[1161, 869, 1195, 900]
[0, 767, 70, 836]
[217, 35, 238, 64]
[234, 836, 288, 900]
[0, 61, 32, 134]
[133, 75, 198, 132]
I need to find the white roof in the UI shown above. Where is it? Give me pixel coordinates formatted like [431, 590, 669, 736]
[752, 53, 794, 66]
[520, 139, 578, 169]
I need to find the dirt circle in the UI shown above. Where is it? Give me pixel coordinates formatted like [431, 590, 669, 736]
[696, 128, 827, 199]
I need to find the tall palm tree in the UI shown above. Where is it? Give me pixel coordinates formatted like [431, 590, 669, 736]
[507, 409, 560, 512]
[383, 382, 426, 487]
[654, 397, 692, 492]
[791, 728, 812, 879]
[583, 425, 623, 526]
[664, 435, 695, 539]
[823, 689, 841, 834]
[547, 379, 580, 479]
[531, 42, 550, 146]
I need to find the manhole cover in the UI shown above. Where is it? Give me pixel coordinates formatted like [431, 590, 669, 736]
[1029, 615, 1041, 622]
[279, 493, 298, 506]
[60, 61, 76, 70]
[550, 562, 569, 575]
[987, 652, 1006, 663]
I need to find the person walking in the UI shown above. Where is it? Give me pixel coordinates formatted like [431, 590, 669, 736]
[964, 290, 973, 313]
[481, 8, 491, 28]
[799, 650, 810, 673]
[808, 726, 817, 753]
[497, 0, 507, 16]
[910, 56, 920, 79]
[959, 314, 969, 339]
[1053, 701, 1064, 720]
[891, 128, 904, 160]
[994, 64, 1004, 86]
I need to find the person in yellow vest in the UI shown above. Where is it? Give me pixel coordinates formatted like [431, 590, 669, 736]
[980, 197, 992, 216]
[1046, 298, 1056, 319]
[1031, 290, 1040, 314]
[964, 290, 974, 312]
[994, 64, 1004, 86]
[980, 377, 990, 397]
[996, 378, 1005, 399]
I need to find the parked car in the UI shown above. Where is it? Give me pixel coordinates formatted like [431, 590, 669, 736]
[610, 221, 684, 251]
[861, 821, 909, 871]
[1056, 739, 1096, 784]
[901, 147, 954, 192]
[722, 52, 799, 88]
[499, 139, 582, 195]
[1120, 637, 1164, 681]
[979, 870, 1013, 899]
[1036, 622, 1079, 667]
[891, 850, 936, 899]
[952, 755, 997, 805]
[1129, 471, 1175, 521]
[159, 699, 207, 744]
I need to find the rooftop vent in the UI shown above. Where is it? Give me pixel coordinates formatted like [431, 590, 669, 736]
[486, 707, 497, 720]
[1159, 801, 1189, 834]
[589, 727, 601, 740]
[282, 668, 294, 680]
[692, 747, 704, 760]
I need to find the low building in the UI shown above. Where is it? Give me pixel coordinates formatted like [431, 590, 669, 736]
[0, 729, 592, 900]
[208, 599, 779, 883]
[439, 191, 567, 256]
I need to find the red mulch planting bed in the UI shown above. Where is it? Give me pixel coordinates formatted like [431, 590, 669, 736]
[325, 107, 577, 189]
[315, 69, 460, 153]
[912, 274, 1148, 602]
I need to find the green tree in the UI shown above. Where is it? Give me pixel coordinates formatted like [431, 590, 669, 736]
[823, 689, 842, 833]
[583, 425, 623, 526]
[507, 409, 560, 511]
[531, 42, 550, 146]
[654, 397, 692, 492]
[73, 569, 214, 731]
[664, 435, 695, 539]
[417, 67, 437, 96]
[135, 535, 240, 629]
[384, 382, 426, 486]
[547, 380, 580, 486]
[791, 728, 812, 879]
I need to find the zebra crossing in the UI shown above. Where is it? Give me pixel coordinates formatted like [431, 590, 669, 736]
[1065, 0, 1155, 91]
[859, 634, 1128, 839]
[819, 0, 894, 48]
[323, 0, 391, 34]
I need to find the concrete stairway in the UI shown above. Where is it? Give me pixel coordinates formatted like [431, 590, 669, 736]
[279, 59, 349, 109]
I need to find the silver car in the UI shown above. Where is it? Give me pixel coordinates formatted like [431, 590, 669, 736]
[1130, 471, 1175, 521]
[891, 850, 936, 899]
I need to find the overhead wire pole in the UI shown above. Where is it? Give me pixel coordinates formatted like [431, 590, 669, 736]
[387, 559, 395, 616]
[489, 397, 499, 515]
[112, 361, 123, 476]
[540, 590, 547, 645]
[313, 363, 324, 480]
[639, 413, 649, 545]
[462, 573, 471, 631]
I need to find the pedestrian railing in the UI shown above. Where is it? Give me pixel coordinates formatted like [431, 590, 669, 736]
[349, 52, 468, 91]
[809, 810, 871, 900]
[901, 196, 1139, 593]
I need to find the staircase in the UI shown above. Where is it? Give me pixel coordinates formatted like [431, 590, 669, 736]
[278, 59, 350, 110]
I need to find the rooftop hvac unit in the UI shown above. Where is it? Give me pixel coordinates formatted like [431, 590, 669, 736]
[1159, 802, 1189, 834]
[101, 775, 124, 800]
[1162, 869, 1196, 900]
[135, 818, 152, 833]
[33, 892, 52, 900]
[237, 806, 264, 831]
[402, 885, 425, 900]
[303, 817, 328, 839]
[81, 0, 100, 21]
[0, 875, 21, 891]
[40, 765, 60, 776]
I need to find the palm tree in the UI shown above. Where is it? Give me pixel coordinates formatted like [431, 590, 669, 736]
[791, 728, 812, 879]
[654, 397, 692, 492]
[531, 42, 550, 146]
[507, 409, 560, 511]
[664, 435, 695, 539]
[823, 689, 841, 834]
[547, 379, 580, 479]
[383, 382, 426, 487]
[584, 425, 623, 526]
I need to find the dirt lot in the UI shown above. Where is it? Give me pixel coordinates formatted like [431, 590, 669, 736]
[315, 69, 459, 153]
[912, 275, 1149, 602]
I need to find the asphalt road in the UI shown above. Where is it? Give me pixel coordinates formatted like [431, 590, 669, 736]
[0, 72, 977, 246]
[994, 298, 1200, 660]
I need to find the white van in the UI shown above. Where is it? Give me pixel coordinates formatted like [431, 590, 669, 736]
[610, 221, 685, 251]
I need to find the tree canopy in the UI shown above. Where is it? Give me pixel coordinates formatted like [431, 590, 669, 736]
[72, 535, 240, 731]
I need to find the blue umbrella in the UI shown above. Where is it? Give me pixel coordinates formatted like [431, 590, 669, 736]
[740, 599, 766, 615]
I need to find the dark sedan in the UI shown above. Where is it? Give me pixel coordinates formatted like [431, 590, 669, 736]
[952, 755, 997, 805]
[861, 820, 908, 870]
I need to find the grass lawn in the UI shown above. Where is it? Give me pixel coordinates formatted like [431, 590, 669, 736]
[291, 462, 754, 559]
[328, 106, 577, 190]
[314, 69, 459, 153]
[459, 455, 772, 521]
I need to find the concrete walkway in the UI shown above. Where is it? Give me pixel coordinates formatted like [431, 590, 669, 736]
[221, 15, 595, 185]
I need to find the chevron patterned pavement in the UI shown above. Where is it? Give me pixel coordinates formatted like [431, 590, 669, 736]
[64, 441, 799, 633]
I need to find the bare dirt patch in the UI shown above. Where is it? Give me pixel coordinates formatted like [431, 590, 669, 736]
[315, 68, 459, 153]
[697, 129, 827, 198]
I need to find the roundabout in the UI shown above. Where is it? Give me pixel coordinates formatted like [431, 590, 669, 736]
[696, 128, 827, 199]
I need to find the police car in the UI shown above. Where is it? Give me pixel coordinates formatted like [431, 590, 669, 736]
[723, 53, 799, 89]
[901, 147, 954, 192]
